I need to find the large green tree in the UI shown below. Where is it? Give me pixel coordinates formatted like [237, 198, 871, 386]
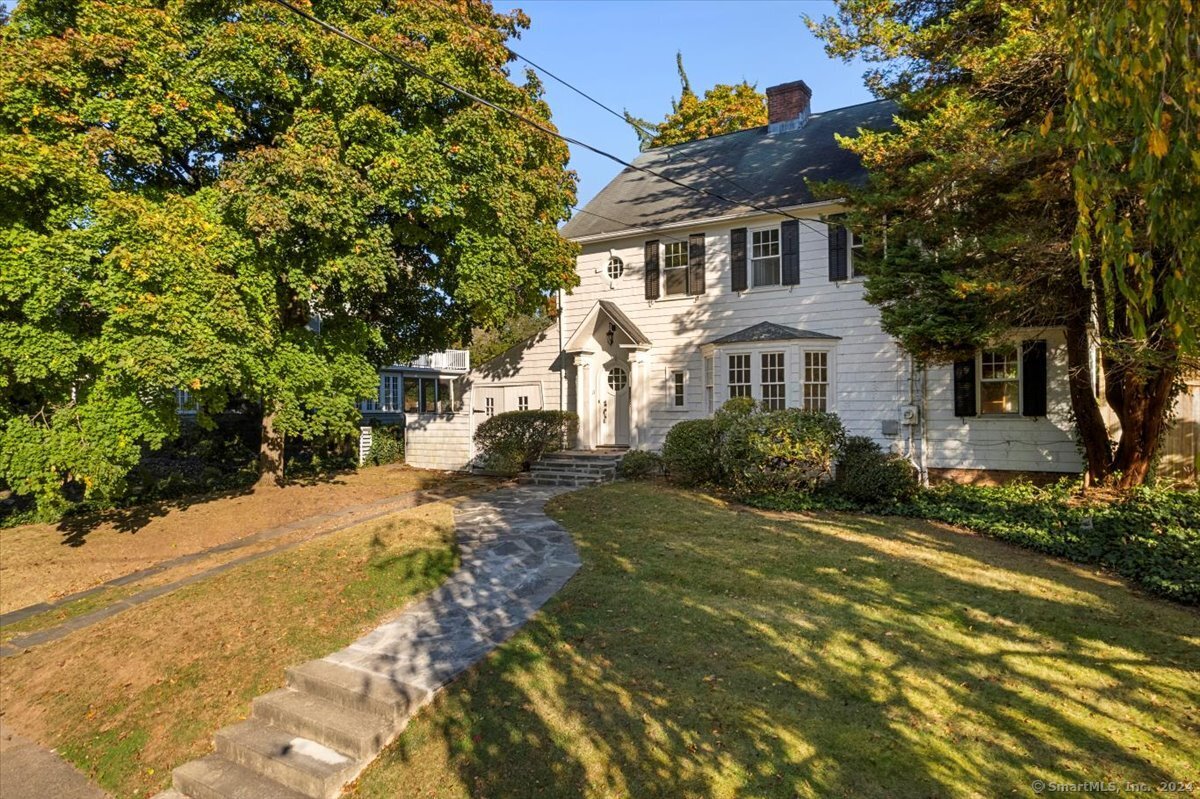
[809, 0, 1197, 486]
[625, 52, 766, 150]
[1, 0, 578, 516]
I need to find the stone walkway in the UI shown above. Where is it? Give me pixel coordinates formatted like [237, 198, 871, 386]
[160, 484, 581, 799]
[0, 722, 108, 799]
[0, 481, 489, 658]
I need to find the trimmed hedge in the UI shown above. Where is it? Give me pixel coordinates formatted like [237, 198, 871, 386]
[473, 410, 578, 476]
[718, 406, 845, 498]
[661, 418, 718, 486]
[833, 436, 919, 507]
[618, 450, 663, 480]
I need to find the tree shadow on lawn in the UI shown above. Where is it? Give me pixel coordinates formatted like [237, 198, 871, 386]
[357, 486, 1199, 799]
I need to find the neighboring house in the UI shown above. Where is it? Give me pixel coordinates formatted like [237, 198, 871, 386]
[359, 350, 474, 471]
[465, 80, 1093, 482]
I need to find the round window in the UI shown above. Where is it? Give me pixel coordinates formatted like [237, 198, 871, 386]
[607, 366, 628, 393]
[607, 256, 624, 281]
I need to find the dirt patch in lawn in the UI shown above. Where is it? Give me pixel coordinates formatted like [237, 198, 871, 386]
[0, 499, 460, 799]
[0, 464, 471, 614]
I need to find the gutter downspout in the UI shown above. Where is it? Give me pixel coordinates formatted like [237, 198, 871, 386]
[920, 363, 930, 487]
[558, 288, 565, 414]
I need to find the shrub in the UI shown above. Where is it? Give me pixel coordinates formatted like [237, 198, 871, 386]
[363, 425, 404, 467]
[662, 418, 719, 486]
[618, 450, 663, 480]
[833, 436, 919, 507]
[474, 410, 578, 476]
[719, 407, 846, 498]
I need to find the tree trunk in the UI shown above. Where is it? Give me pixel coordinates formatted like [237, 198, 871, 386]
[258, 410, 285, 487]
[1109, 356, 1178, 487]
[1063, 308, 1113, 483]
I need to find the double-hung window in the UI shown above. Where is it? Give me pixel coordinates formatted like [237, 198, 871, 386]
[760, 352, 786, 410]
[751, 228, 781, 287]
[517, 395, 529, 411]
[485, 396, 495, 417]
[663, 241, 689, 296]
[803, 352, 829, 411]
[980, 347, 1019, 414]
[728, 354, 752, 399]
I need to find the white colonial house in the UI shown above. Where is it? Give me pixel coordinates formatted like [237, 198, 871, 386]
[465, 80, 1092, 482]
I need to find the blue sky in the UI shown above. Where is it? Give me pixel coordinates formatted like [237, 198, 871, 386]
[493, 0, 876, 206]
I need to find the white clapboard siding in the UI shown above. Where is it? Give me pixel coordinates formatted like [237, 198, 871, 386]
[467, 327, 564, 415]
[463, 213, 1089, 474]
[404, 412, 473, 471]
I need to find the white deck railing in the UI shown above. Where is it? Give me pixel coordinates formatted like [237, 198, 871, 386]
[406, 349, 470, 373]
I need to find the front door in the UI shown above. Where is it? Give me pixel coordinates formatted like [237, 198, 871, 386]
[601, 362, 631, 447]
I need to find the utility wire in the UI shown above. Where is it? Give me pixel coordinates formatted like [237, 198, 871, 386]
[263, 0, 836, 239]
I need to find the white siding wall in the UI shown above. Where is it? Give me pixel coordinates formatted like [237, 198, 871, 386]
[466, 211, 1084, 474]
[405, 412, 473, 471]
[923, 329, 1082, 473]
[563, 215, 909, 452]
[467, 327, 564, 415]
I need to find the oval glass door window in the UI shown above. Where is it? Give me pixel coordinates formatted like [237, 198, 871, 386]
[607, 366, 628, 393]
[607, 256, 624, 281]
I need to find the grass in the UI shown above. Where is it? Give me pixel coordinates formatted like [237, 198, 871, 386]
[348, 482, 1200, 799]
[0, 463, 462, 615]
[0, 500, 460, 799]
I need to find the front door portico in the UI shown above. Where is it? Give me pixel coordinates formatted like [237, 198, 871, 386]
[564, 301, 652, 451]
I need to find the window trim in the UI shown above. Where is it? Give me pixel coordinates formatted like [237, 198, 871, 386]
[848, 228, 865, 279]
[484, 396, 495, 417]
[977, 346, 1022, 416]
[749, 225, 782, 289]
[727, 352, 753, 400]
[668, 369, 687, 410]
[704, 355, 715, 415]
[760, 351, 787, 410]
[517, 395, 530, 411]
[802, 350, 830, 412]
[662, 240, 690, 297]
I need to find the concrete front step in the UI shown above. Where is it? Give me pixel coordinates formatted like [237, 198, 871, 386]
[517, 475, 606, 487]
[286, 659, 431, 725]
[528, 467, 615, 478]
[173, 754, 311, 799]
[252, 689, 393, 760]
[214, 719, 362, 799]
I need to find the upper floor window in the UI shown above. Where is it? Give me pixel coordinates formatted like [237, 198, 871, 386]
[980, 347, 1019, 414]
[751, 228, 781, 287]
[607, 256, 624, 281]
[663, 241, 690, 296]
[803, 351, 828, 411]
[849, 229, 865, 278]
[760, 352, 786, 410]
[728, 353, 752, 399]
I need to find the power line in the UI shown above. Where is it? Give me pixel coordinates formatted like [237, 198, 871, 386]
[421, 1, 832, 237]
[263, 0, 835, 239]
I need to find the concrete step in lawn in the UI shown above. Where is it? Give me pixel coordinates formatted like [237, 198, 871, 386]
[173, 755, 312, 799]
[251, 688, 394, 761]
[518, 451, 624, 487]
[214, 719, 360, 799]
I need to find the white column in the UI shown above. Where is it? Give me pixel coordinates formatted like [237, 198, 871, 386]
[628, 349, 650, 449]
[573, 353, 594, 450]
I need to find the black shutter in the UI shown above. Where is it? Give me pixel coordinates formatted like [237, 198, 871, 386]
[688, 233, 706, 295]
[730, 228, 748, 292]
[781, 220, 800, 285]
[644, 240, 659, 300]
[953, 358, 977, 417]
[828, 222, 848, 281]
[1022, 339, 1048, 417]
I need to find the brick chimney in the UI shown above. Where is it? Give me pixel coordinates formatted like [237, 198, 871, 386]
[766, 80, 812, 134]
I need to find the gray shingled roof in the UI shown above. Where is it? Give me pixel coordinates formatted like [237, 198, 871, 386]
[561, 99, 897, 240]
[709, 321, 840, 345]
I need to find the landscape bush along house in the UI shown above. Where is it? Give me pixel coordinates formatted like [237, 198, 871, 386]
[464, 79, 1198, 485]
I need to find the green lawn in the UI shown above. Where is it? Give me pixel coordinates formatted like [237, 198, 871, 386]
[349, 482, 1200, 799]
